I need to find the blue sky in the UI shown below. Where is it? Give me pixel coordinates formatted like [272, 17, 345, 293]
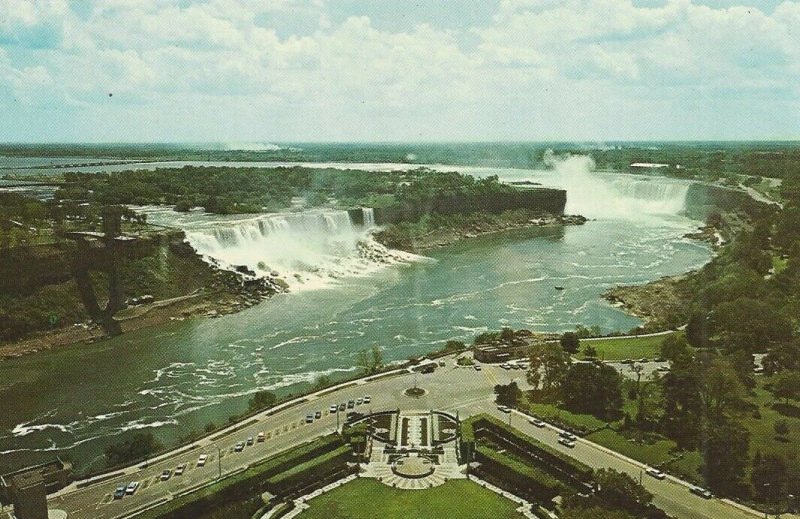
[0, 0, 798, 142]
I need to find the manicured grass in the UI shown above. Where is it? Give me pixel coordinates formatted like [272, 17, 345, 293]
[741, 380, 800, 460]
[298, 478, 525, 519]
[527, 402, 607, 431]
[576, 333, 676, 361]
[586, 429, 676, 467]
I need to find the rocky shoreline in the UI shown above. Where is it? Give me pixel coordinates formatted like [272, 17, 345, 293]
[603, 273, 696, 332]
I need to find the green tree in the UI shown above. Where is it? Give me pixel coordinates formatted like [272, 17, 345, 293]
[562, 363, 623, 420]
[701, 420, 750, 495]
[443, 340, 466, 352]
[660, 334, 690, 362]
[774, 419, 790, 439]
[527, 341, 571, 392]
[561, 506, 636, 519]
[494, 382, 522, 407]
[104, 432, 163, 467]
[771, 371, 800, 405]
[248, 390, 277, 412]
[751, 452, 788, 505]
[592, 468, 653, 512]
[560, 332, 580, 354]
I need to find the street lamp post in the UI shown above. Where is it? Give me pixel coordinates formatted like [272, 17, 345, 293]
[217, 445, 222, 480]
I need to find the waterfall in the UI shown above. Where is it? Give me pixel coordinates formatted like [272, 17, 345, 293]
[362, 207, 375, 229]
[184, 210, 412, 290]
[545, 153, 691, 219]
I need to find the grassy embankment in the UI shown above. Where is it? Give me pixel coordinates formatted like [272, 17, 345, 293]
[575, 333, 673, 361]
[298, 478, 525, 519]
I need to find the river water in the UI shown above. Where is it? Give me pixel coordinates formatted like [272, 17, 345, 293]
[0, 162, 712, 474]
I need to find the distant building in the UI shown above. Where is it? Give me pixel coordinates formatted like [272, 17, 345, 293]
[630, 162, 670, 169]
[0, 458, 73, 504]
[474, 332, 554, 363]
[5, 472, 47, 519]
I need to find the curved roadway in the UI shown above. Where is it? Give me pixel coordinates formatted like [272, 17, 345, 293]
[27, 358, 791, 519]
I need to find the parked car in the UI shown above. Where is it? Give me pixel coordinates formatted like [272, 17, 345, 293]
[690, 486, 713, 499]
[363, 395, 371, 404]
[339, 403, 346, 411]
[559, 431, 577, 441]
[347, 400, 355, 409]
[234, 442, 245, 452]
[160, 469, 172, 481]
[257, 432, 265, 442]
[497, 405, 510, 413]
[197, 454, 208, 467]
[356, 398, 363, 405]
[557, 437, 576, 448]
[330, 404, 338, 413]
[114, 487, 125, 499]
[529, 418, 546, 428]
[305, 414, 314, 423]
[689, 486, 713, 499]
[175, 463, 187, 475]
[125, 482, 140, 495]
[645, 467, 666, 480]
[474, 364, 482, 371]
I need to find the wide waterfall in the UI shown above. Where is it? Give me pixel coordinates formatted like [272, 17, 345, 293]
[184, 210, 411, 290]
[545, 153, 691, 219]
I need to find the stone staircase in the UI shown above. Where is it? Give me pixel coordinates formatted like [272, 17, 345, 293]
[368, 462, 464, 489]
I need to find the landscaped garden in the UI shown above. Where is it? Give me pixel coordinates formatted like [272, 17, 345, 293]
[297, 478, 525, 519]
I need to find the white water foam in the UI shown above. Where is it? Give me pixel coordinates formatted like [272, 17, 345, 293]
[544, 151, 691, 219]
[183, 209, 418, 290]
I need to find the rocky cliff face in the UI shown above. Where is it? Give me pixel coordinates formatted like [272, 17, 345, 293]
[348, 187, 567, 226]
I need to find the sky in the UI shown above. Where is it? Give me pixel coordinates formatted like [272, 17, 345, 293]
[0, 0, 798, 142]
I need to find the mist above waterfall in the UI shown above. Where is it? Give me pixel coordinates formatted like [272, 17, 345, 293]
[184, 210, 414, 291]
[544, 150, 691, 219]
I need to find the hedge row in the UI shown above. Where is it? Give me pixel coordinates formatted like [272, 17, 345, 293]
[463, 415, 592, 479]
[475, 446, 561, 503]
[266, 445, 352, 493]
[136, 435, 345, 519]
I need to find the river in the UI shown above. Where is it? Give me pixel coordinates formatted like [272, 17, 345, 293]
[0, 161, 711, 474]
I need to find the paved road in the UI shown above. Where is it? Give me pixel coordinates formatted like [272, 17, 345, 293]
[35, 358, 786, 519]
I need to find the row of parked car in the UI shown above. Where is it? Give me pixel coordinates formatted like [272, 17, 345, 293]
[519, 411, 715, 500]
[319, 395, 371, 421]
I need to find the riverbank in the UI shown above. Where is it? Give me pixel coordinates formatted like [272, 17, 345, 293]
[373, 211, 587, 252]
[603, 273, 695, 332]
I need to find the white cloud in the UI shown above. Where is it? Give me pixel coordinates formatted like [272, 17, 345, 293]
[0, 0, 798, 140]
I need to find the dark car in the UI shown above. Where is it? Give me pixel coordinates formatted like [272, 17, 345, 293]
[114, 487, 125, 499]
[315, 410, 322, 419]
[234, 442, 245, 452]
[690, 486, 713, 499]
[347, 400, 355, 409]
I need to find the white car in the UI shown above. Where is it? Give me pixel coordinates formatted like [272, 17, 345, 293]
[529, 418, 546, 428]
[329, 404, 338, 413]
[125, 481, 139, 495]
[197, 454, 208, 467]
[257, 432, 265, 442]
[646, 467, 666, 480]
[497, 404, 511, 413]
[557, 437, 576, 448]
[175, 463, 186, 475]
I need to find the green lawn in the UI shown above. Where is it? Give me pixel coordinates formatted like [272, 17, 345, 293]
[576, 333, 676, 361]
[298, 478, 525, 519]
[741, 380, 800, 461]
[526, 402, 608, 431]
[586, 429, 676, 467]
